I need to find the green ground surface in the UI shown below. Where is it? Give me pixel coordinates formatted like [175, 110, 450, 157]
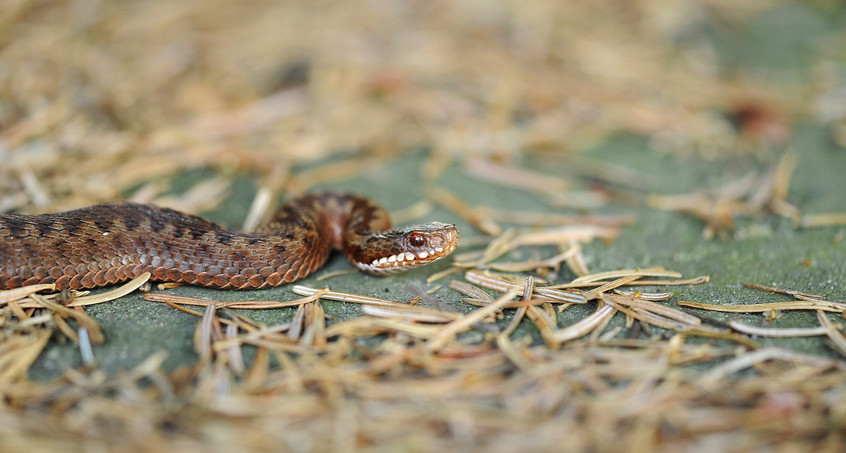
[30, 123, 846, 379]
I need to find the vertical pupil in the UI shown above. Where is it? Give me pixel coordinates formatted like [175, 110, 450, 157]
[411, 234, 424, 247]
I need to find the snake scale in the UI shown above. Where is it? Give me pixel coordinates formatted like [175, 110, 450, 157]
[0, 192, 459, 290]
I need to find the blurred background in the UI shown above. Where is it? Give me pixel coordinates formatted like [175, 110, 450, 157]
[2, 0, 842, 214]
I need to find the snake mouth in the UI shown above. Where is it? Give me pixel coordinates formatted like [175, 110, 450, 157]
[366, 246, 449, 272]
[355, 223, 459, 275]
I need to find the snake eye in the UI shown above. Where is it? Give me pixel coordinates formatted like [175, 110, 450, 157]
[408, 233, 426, 248]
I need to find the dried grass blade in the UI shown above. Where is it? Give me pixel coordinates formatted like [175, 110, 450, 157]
[308, 301, 327, 348]
[449, 281, 495, 303]
[78, 327, 96, 366]
[582, 275, 642, 300]
[801, 212, 846, 228]
[6, 300, 29, 321]
[428, 187, 501, 235]
[526, 306, 559, 347]
[455, 230, 518, 267]
[69, 272, 151, 306]
[242, 186, 277, 232]
[512, 225, 619, 246]
[700, 348, 846, 383]
[18, 313, 52, 327]
[127, 351, 169, 385]
[463, 158, 571, 195]
[565, 242, 590, 277]
[0, 329, 51, 386]
[360, 305, 461, 323]
[502, 276, 533, 337]
[614, 289, 674, 301]
[567, 267, 680, 285]
[765, 152, 800, 220]
[390, 200, 434, 225]
[219, 309, 262, 333]
[197, 304, 217, 359]
[553, 304, 617, 343]
[743, 282, 825, 300]
[464, 270, 517, 293]
[465, 270, 586, 304]
[532, 288, 587, 304]
[234, 324, 292, 342]
[30, 295, 104, 343]
[213, 324, 294, 351]
[603, 293, 702, 326]
[678, 300, 846, 313]
[682, 329, 761, 349]
[476, 207, 636, 227]
[770, 152, 797, 202]
[286, 157, 383, 193]
[427, 289, 519, 351]
[325, 317, 443, 338]
[496, 333, 535, 373]
[244, 347, 269, 390]
[225, 323, 245, 374]
[144, 290, 328, 309]
[0, 284, 55, 305]
[601, 296, 689, 331]
[728, 320, 830, 338]
[816, 311, 846, 357]
[288, 304, 307, 340]
[632, 276, 710, 286]
[542, 302, 557, 328]
[460, 297, 568, 308]
[242, 162, 288, 232]
[316, 270, 356, 281]
[551, 276, 709, 289]
[160, 300, 235, 328]
[488, 248, 578, 272]
[793, 293, 836, 303]
[51, 311, 79, 343]
[154, 176, 230, 214]
[291, 285, 410, 307]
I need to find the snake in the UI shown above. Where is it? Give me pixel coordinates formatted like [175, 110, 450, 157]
[0, 192, 459, 291]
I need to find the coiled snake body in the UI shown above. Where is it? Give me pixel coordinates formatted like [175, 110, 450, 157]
[0, 192, 459, 290]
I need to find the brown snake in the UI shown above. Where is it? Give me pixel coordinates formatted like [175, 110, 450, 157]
[0, 192, 459, 290]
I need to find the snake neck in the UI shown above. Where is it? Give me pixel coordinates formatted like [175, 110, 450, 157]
[263, 193, 459, 275]
[261, 192, 392, 248]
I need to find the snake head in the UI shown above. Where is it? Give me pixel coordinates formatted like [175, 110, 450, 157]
[354, 222, 460, 275]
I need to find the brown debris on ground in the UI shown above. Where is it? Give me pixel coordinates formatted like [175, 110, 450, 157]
[2, 0, 846, 451]
[2, 270, 846, 451]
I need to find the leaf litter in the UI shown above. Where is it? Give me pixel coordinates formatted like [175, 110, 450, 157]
[2, 1, 846, 451]
[3, 252, 845, 451]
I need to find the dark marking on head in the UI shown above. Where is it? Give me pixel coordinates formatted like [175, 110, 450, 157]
[35, 222, 57, 237]
[65, 220, 84, 236]
[93, 217, 113, 231]
[6, 222, 28, 237]
[216, 232, 233, 245]
[150, 217, 167, 234]
[121, 215, 141, 231]
[187, 223, 211, 241]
